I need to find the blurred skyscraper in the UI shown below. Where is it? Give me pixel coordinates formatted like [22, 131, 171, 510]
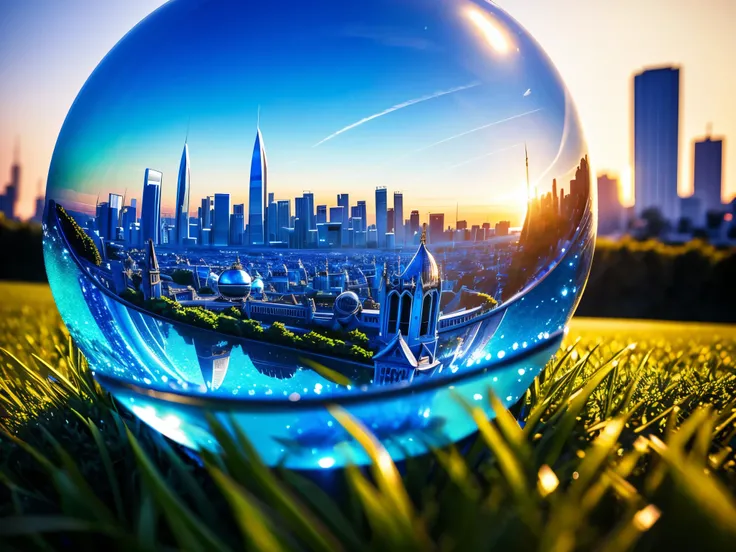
[429, 213, 444, 244]
[1, 141, 20, 220]
[409, 210, 420, 240]
[693, 132, 724, 213]
[633, 67, 680, 222]
[597, 174, 624, 235]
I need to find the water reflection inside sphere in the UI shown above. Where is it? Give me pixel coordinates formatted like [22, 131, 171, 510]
[43, 0, 595, 466]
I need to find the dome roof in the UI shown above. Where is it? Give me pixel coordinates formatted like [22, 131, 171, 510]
[218, 268, 251, 286]
[401, 242, 440, 288]
[334, 291, 361, 317]
[217, 268, 252, 300]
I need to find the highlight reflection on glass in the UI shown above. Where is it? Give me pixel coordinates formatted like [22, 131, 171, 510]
[43, 0, 596, 468]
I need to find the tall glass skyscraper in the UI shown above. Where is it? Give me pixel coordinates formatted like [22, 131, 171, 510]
[693, 135, 724, 213]
[337, 194, 349, 226]
[393, 191, 404, 246]
[634, 67, 680, 222]
[230, 203, 245, 245]
[213, 193, 231, 246]
[375, 187, 387, 248]
[141, 168, 162, 245]
[302, 191, 315, 230]
[108, 193, 123, 240]
[277, 200, 291, 242]
[248, 126, 268, 245]
[175, 142, 191, 245]
[316, 204, 327, 224]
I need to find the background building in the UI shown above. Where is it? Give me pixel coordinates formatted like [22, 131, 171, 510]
[693, 133, 724, 214]
[141, 168, 162, 245]
[597, 174, 624, 235]
[213, 193, 230, 246]
[375, 187, 387, 248]
[633, 66, 680, 223]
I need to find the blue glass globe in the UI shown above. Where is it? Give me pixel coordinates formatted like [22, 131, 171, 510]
[43, 0, 595, 468]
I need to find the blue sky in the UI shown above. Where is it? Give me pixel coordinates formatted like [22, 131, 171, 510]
[3, 0, 735, 221]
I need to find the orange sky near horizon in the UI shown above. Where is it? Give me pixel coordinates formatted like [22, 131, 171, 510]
[0, 0, 735, 220]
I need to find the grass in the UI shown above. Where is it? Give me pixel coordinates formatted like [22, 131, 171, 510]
[0, 281, 735, 551]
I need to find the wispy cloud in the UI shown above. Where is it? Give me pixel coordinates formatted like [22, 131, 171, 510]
[446, 142, 524, 170]
[411, 108, 543, 155]
[311, 82, 481, 147]
[341, 25, 439, 51]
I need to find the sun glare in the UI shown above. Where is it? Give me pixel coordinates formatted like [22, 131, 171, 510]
[620, 165, 633, 205]
[464, 6, 510, 55]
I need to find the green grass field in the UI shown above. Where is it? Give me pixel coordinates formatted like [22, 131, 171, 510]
[1, 282, 735, 551]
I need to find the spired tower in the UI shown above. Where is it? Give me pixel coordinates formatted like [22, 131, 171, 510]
[175, 141, 191, 245]
[142, 239, 162, 300]
[374, 225, 442, 385]
[248, 111, 268, 246]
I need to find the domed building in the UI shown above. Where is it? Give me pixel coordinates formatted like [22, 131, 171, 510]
[250, 276, 265, 299]
[332, 290, 362, 329]
[375, 226, 441, 385]
[217, 257, 252, 301]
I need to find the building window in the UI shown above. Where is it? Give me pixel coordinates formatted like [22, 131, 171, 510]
[399, 293, 411, 336]
[388, 292, 399, 334]
[420, 294, 432, 336]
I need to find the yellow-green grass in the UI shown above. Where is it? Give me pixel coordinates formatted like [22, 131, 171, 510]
[0, 282, 736, 551]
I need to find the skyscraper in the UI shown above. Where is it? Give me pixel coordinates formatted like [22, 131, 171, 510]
[633, 67, 680, 222]
[409, 210, 420, 239]
[267, 199, 278, 242]
[230, 203, 245, 245]
[337, 193, 349, 227]
[248, 124, 268, 245]
[329, 206, 344, 223]
[277, 200, 291, 242]
[294, 196, 307, 248]
[375, 187, 387, 248]
[316, 204, 327, 224]
[693, 133, 724, 213]
[302, 191, 315, 230]
[429, 213, 444, 244]
[108, 193, 123, 240]
[387, 207, 395, 232]
[393, 191, 404, 246]
[175, 142, 191, 245]
[141, 169, 162, 245]
[1, 140, 20, 220]
[213, 193, 231, 246]
[199, 196, 213, 245]
[597, 174, 624, 235]
[96, 201, 110, 240]
[122, 204, 137, 245]
[357, 201, 367, 232]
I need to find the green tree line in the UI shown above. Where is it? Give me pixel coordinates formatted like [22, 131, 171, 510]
[576, 238, 736, 322]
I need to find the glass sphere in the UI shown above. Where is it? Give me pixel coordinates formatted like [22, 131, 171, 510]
[43, 0, 595, 467]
